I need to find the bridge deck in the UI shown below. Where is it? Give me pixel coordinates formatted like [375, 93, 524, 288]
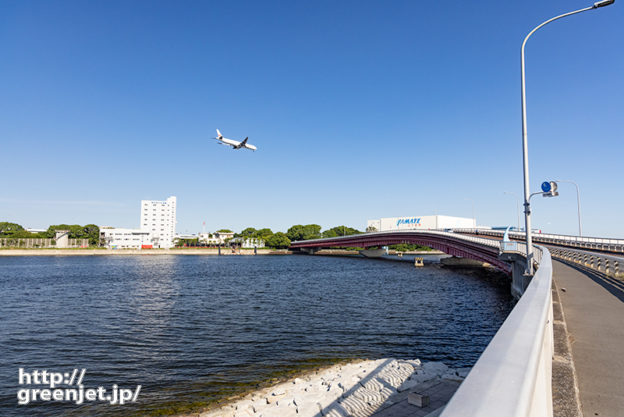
[553, 260, 624, 416]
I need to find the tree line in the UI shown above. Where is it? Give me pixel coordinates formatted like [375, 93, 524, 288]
[0, 222, 100, 246]
[1, 221, 431, 251]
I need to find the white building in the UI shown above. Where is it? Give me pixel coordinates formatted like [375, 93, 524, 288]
[140, 196, 177, 248]
[367, 215, 476, 232]
[231, 237, 266, 248]
[198, 231, 235, 246]
[100, 227, 153, 249]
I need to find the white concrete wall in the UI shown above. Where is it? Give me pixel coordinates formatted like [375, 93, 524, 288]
[437, 215, 476, 229]
[242, 238, 265, 248]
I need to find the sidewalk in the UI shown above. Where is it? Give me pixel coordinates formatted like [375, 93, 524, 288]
[552, 260, 624, 416]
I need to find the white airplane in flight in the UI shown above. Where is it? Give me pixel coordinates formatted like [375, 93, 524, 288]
[213, 129, 257, 151]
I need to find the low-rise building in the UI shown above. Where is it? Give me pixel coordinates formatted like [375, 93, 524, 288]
[367, 215, 476, 232]
[198, 231, 235, 246]
[230, 237, 265, 248]
[100, 227, 153, 249]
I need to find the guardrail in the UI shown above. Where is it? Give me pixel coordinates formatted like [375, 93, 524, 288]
[499, 240, 543, 266]
[441, 246, 553, 417]
[292, 229, 502, 249]
[454, 228, 624, 254]
[296, 230, 555, 416]
[549, 247, 623, 278]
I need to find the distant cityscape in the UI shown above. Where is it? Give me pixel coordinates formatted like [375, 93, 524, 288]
[1, 195, 478, 250]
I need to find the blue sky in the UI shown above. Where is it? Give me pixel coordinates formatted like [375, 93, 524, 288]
[1, 0, 622, 237]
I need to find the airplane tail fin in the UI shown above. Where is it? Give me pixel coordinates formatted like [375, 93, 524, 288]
[216, 129, 222, 139]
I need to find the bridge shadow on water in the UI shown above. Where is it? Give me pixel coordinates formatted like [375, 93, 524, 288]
[557, 259, 624, 303]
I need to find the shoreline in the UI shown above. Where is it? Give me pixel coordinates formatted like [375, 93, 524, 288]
[0, 248, 291, 256]
[0, 248, 443, 257]
[180, 358, 468, 417]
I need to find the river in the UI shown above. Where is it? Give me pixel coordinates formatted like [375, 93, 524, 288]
[0, 255, 513, 416]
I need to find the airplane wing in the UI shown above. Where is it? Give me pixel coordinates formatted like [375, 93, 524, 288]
[234, 137, 248, 149]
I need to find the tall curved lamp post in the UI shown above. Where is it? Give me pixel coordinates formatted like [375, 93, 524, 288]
[554, 179, 583, 236]
[520, 0, 614, 275]
[504, 191, 521, 231]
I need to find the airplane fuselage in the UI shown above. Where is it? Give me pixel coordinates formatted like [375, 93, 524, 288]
[215, 131, 257, 151]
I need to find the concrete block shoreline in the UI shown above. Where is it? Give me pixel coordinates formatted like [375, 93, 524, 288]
[189, 358, 468, 417]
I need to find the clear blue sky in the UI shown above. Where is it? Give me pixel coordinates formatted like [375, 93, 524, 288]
[1, 0, 622, 237]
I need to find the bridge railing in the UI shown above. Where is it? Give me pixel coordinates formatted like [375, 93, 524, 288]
[454, 228, 624, 253]
[441, 245, 553, 417]
[549, 247, 623, 278]
[499, 240, 543, 269]
[292, 229, 502, 249]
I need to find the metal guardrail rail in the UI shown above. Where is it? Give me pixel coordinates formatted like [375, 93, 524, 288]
[499, 240, 543, 267]
[292, 229, 502, 249]
[454, 228, 624, 253]
[549, 246, 623, 278]
[441, 246, 553, 417]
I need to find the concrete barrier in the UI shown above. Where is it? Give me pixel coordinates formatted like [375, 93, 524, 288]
[441, 247, 553, 417]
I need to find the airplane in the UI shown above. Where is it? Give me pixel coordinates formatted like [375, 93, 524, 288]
[213, 129, 257, 151]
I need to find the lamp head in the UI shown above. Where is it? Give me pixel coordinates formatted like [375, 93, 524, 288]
[594, 0, 615, 8]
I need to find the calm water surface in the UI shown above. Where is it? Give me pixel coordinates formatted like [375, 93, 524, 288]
[0, 255, 513, 416]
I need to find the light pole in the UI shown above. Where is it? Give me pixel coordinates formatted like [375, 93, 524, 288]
[520, 0, 614, 275]
[554, 179, 583, 236]
[464, 198, 476, 226]
[504, 191, 521, 231]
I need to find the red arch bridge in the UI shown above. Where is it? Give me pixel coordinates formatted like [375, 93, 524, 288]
[289, 230, 512, 273]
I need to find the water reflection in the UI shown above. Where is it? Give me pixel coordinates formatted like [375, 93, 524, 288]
[0, 255, 513, 416]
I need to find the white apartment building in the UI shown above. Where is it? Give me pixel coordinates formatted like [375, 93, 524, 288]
[140, 196, 177, 248]
[100, 227, 153, 249]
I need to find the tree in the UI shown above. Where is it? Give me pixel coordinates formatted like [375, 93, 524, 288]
[266, 232, 291, 249]
[45, 224, 100, 245]
[322, 226, 361, 238]
[256, 228, 273, 240]
[286, 224, 321, 241]
[83, 224, 100, 246]
[0, 222, 25, 235]
[176, 238, 199, 247]
[0, 222, 50, 238]
[366, 225, 378, 232]
[216, 229, 233, 233]
[389, 243, 432, 252]
[239, 227, 257, 237]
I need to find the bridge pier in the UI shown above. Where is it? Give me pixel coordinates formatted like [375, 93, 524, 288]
[359, 248, 387, 258]
[298, 247, 319, 255]
[500, 252, 531, 299]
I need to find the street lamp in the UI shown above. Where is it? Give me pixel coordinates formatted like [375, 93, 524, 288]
[520, 0, 614, 275]
[464, 198, 476, 226]
[553, 179, 583, 236]
[504, 191, 521, 231]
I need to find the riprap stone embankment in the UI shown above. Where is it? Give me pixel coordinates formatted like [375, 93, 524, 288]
[197, 358, 469, 417]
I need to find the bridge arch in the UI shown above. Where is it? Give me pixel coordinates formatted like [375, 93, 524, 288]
[290, 231, 511, 273]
